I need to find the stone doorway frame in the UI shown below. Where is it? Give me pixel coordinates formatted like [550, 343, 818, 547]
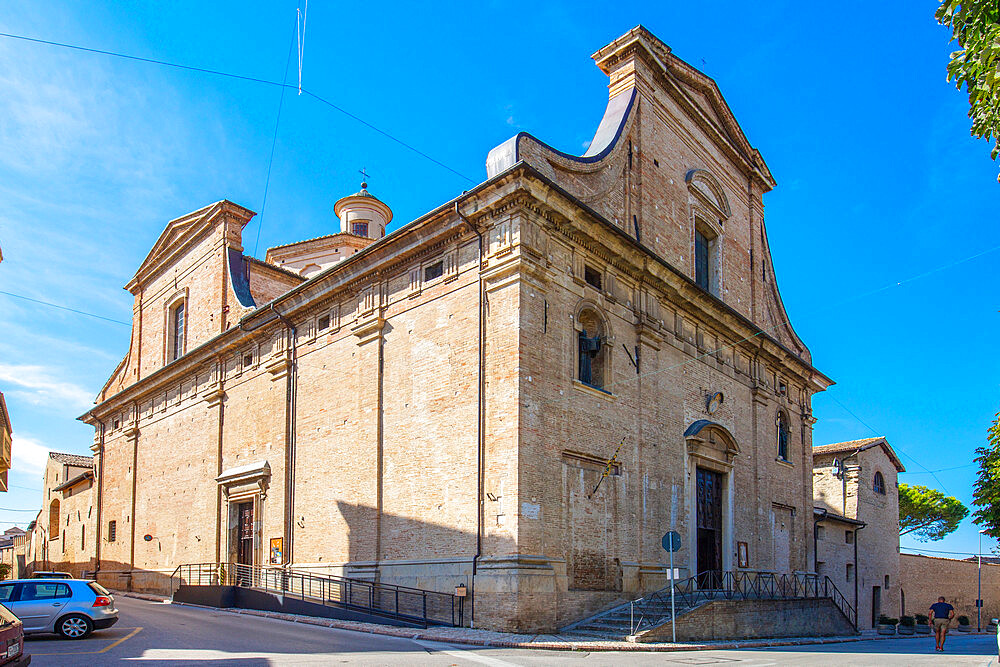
[216, 460, 270, 568]
[684, 421, 740, 584]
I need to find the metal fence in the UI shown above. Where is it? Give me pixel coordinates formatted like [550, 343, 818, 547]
[169, 562, 461, 627]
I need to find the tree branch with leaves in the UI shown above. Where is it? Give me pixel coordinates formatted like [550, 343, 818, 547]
[973, 410, 1000, 537]
[899, 482, 968, 541]
[936, 0, 1000, 181]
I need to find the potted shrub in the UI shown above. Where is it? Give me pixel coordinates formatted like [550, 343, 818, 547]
[877, 615, 898, 635]
[915, 613, 931, 634]
[898, 615, 915, 635]
[957, 615, 972, 632]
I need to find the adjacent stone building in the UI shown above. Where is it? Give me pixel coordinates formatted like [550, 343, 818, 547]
[0, 528, 27, 579]
[25, 452, 96, 578]
[79, 26, 833, 631]
[813, 437, 905, 630]
[0, 391, 11, 493]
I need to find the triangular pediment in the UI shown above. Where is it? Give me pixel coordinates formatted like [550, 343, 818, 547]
[126, 200, 255, 293]
[592, 26, 775, 189]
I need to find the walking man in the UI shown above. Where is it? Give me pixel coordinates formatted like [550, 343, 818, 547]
[929, 596, 956, 652]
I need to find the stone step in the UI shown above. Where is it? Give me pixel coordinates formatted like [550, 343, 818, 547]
[560, 630, 628, 641]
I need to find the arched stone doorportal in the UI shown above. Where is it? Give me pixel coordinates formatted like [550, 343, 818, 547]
[684, 420, 740, 588]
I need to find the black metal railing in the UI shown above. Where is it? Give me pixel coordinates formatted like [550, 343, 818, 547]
[169, 562, 462, 628]
[628, 570, 857, 635]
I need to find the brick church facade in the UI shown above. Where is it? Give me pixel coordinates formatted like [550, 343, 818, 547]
[80, 26, 832, 631]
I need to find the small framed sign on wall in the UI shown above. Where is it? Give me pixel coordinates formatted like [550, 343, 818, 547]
[737, 541, 749, 569]
[270, 537, 284, 565]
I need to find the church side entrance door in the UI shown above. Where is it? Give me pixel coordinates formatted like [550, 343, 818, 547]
[236, 501, 254, 584]
[696, 467, 723, 589]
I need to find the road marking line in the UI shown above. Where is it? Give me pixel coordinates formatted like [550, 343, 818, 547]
[412, 639, 521, 667]
[98, 626, 143, 653]
[31, 626, 143, 656]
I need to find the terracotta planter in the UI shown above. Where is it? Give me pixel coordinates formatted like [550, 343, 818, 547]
[898, 625, 915, 635]
[876, 624, 897, 635]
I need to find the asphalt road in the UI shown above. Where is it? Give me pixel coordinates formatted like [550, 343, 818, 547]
[21, 596, 1000, 666]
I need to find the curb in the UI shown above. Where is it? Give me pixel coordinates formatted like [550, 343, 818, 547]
[111, 592, 997, 653]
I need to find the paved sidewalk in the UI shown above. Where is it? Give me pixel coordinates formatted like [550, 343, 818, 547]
[112, 591, 995, 653]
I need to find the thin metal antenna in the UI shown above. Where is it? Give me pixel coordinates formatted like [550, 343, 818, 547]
[296, 0, 309, 95]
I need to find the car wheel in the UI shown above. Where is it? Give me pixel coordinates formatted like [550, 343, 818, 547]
[57, 614, 93, 639]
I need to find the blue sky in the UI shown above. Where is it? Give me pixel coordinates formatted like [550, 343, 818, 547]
[0, 1, 997, 560]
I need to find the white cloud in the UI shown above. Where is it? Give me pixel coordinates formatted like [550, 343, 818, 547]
[0, 363, 93, 410]
[10, 434, 51, 475]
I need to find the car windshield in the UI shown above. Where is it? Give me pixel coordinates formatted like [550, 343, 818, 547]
[0, 603, 18, 627]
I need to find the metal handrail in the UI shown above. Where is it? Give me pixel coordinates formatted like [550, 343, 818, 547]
[628, 569, 857, 635]
[170, 562, 461, 628]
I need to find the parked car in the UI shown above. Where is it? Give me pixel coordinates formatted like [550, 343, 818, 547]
[0, 603, 28, 665]
[27, 573, 70, 580]
[0, 580, 117, 639]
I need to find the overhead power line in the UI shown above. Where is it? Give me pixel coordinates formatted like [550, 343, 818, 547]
[0, 289, 130, 326]
[0, 30, 477, 184]
[826, 393, 950, 495]
[901, 546, 988, 557]
[902, 463, 977, 475]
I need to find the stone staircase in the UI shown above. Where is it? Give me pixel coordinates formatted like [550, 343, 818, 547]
[560, 570, 857, 642]
[560, 592, 709, 640]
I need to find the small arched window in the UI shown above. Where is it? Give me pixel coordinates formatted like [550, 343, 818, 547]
[694, 219, 719, 295]
[169, 300, 186, 361]
[776, 411, 790, 462]
[48, 499, 60, 539]
[873, 470, 886, 495]
[577, 309, 607, 390]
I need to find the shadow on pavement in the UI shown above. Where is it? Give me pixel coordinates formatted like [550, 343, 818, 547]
[746, 635, 995, 657]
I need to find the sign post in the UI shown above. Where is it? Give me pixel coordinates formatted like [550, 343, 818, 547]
[661, 530, 681, 643]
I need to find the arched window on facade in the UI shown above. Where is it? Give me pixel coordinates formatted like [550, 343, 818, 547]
[169, 299, 186, 361]
[776, 411, 790, 462]
[694, 218, 719, 295]
[48, 499, 60, 539]
[577, 309, 607, 390]
[873, 470, 886, 495]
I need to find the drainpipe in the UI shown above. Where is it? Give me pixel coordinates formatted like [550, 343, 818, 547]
[854, 523, 865, 631]
[270, 303, 298, 567]
[128, 401, 139, 592]
[813, 509, 827, 573]
[455, 201, 484, 628]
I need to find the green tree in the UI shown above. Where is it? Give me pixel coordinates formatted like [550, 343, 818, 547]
[936, 1, 1000, 181]
[973, 410, 1000, 536]
[0, 563, 9, 580]
[899, 482, 969, 541]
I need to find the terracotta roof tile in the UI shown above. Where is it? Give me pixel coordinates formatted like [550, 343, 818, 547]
[812, 438, 885, 455]
[48, 452, 94, 468]
[813, 437, 905, 473]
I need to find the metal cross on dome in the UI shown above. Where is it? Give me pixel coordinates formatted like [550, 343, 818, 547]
[359, 167, 370, 186]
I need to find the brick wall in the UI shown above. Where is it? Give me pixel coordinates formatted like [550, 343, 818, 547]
[901, 553, 1000, 628]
